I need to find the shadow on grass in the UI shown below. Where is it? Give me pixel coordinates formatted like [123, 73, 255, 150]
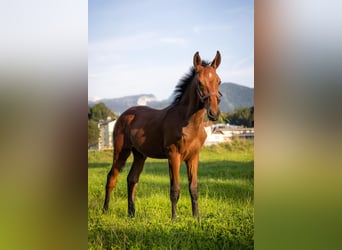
[133, 176, 253, 201]
[88, 162, 111, 169]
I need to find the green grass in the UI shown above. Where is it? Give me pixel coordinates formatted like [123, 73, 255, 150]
[88, 139, 254, 249]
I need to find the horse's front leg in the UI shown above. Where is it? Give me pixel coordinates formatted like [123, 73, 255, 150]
[186, 154, 199, 219]
[168, 151, 181, 220]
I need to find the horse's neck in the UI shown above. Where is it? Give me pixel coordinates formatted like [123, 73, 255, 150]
[176, 83, 205, 127]
[188, 109, 206, 128]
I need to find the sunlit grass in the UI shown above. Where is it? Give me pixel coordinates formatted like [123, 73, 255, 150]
[88, 139, 254, 249]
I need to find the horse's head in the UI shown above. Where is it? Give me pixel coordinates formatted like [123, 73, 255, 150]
[193, 51, 222, 121]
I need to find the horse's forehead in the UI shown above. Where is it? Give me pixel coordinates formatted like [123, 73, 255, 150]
[199, 67, 218, 81]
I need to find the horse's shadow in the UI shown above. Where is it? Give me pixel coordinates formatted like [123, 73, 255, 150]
[88, 162, 111, 169]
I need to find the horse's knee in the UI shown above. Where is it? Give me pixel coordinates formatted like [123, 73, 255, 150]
[189, 187, 198, 200]
[170, 186, 180, 202]
[127, 174, 138, 185]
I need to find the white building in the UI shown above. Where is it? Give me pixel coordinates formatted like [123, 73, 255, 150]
[97, 117, 116, 150]
[204, 123, 254, 146]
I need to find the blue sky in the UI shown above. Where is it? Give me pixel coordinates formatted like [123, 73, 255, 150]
[89, 0, 254, 100]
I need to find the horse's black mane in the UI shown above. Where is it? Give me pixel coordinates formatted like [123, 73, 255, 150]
[172, 61, 210, 104]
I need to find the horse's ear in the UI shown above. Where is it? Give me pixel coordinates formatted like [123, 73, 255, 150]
[211, 50, 221, 69]
[193, 51, 203, 71]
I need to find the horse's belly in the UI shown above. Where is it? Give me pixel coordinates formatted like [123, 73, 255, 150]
[130, 129, 167, 158]
[134, 144, 167, 159]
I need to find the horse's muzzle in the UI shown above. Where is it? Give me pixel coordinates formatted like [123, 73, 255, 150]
[207, 109, 220, 121]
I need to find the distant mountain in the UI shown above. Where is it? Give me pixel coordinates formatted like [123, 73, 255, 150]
[218, 82, 254, 112]
[88, 94, 157, 114]
[88, 82, 253, 114]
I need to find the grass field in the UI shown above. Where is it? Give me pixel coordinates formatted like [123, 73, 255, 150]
[88, 139, 254, 249]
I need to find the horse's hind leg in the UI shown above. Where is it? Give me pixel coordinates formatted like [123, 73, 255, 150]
[127, 148, 146, 217]
[103, 148, 131, 212]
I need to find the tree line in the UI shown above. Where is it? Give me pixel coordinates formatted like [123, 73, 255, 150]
[221, 106, 254, 127]
[205, 106, 254, 127]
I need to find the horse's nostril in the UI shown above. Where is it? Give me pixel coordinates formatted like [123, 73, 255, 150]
[207, 109, 220, 121]
[208, 110, 219, 121]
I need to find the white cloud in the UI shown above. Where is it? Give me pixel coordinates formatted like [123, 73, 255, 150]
[88, 96, 102, 102]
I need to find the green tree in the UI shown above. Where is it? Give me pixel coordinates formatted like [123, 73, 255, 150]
[217, 112, 229, 124]
[88, 106, 92, 119]
[88, 120, 99, 149]
[89, 103, 117, 122]
[224, 106, 254, 127]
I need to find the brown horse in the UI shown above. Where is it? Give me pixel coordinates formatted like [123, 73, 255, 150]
[103, 51, 222, 219]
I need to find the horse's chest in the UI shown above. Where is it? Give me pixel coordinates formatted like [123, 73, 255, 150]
[178, 127, 206, 157]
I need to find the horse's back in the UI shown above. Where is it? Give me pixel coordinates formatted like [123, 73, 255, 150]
[118, 105, 166, 128]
